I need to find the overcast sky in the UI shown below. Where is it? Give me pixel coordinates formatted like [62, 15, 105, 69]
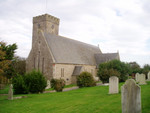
[0, 0, 150, 67]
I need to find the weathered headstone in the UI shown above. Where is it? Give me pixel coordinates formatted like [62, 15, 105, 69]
[121, 79, 141, 113]
[109, 76, 118, 94]
[135, 73, 140, 82]
[138, 74, 146, 85]
[147, 71, 150, 81]
[45, 80, 51, 89]
[8, 84, 13, 100]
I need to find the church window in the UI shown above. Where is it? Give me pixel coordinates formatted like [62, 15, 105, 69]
[38, 24, 41, 28]
[91, 69, 94, 76]
[42, 58, 44, 74]
[38, 51, 40, 70]
[61, 68, 64, 77]
[34, 57, 36, 69]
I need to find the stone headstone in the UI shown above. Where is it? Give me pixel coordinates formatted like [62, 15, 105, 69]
[109, 76, 118, 94]
[147, 71, 150, 81]
[121, 79, 141, 113]
[135, 73, 140, 82]
[45, 80, 51, 89]
[138, 74, 146, 85]
[8, 84, 13, 100]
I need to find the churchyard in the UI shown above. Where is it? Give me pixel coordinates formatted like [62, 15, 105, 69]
[0, 81, 150, 113]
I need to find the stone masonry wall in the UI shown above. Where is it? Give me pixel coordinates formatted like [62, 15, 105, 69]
[53, 64, 97, 85]
[26, 30, 54, 81]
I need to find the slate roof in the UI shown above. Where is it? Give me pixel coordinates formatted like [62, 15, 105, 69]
[94, 53, 120, 66]
[72, 66, 82, 76]
[44, 32, 102, 65]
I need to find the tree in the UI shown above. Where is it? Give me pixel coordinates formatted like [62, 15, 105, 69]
[129, 62, 142, 74]
[12, 56, 26, 75]
[142, 64, 150, 76]
[97, 60, 130, 82]
[0, 41, 17, 79]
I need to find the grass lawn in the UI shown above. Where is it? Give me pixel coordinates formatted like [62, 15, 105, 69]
[0, 85, 9, 94]
[0, 82, 150, 113]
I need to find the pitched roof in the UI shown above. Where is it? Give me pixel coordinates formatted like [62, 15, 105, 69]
[94, 53, 120, 65]
[44, 32, 102, 65]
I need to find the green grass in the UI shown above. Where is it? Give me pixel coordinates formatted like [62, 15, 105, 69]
[0, 85, 9, 94]
[64, 84, 76, 88]
[0, 82, 150, 113]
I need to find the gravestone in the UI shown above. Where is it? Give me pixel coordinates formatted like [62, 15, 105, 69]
[8, 84, 13, 100]
[109, 76, 118, 94]
[121, 79, 141, 113]
[147, 71, 150, 81]
[138, 74, 146, 85]
[135, 73, 140, 82]
[45, 80, 51, 89]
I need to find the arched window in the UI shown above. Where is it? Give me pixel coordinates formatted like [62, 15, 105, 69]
[42, 58, 44, 73]
[38, 51, 40, 70]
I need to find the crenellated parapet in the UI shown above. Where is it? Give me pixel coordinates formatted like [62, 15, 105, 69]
[33, 14, 60, 25]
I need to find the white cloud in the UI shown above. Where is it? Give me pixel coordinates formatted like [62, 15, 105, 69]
[0, 0, 150, 66]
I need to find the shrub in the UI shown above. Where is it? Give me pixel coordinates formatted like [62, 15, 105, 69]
[50, 78, 65, 92]
[98, 60, 130, 82]
[77, 72, 96, 88]
[98, 68, 120, 83]
[12, 74, 28, 94]
[25, 70, 47, 93]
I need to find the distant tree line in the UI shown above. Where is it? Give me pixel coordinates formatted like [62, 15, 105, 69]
[97, 60, 150, 83]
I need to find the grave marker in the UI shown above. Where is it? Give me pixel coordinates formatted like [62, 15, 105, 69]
[8, 84, 13, 100]
[109, 76, 118, 94]
[121, 79, 141, 113]
[139, 74, 146, 85]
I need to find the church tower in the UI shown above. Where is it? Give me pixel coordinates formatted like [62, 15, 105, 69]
[32, 14, 60, 46]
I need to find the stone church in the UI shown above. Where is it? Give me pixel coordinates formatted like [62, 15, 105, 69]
[26, 14, 120, 85]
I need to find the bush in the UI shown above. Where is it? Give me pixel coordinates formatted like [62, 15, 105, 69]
[98, 68, 120, 83]
[12, 74, 28, 94]
[77, 72, 96, 88]
[50, 78, 65, 92]
[98, 60, 130, 82]
[25, 70, 47, 93]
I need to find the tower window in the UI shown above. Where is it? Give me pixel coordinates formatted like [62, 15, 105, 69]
[38, 24, 41, 28]
[51, 25, 54, 29]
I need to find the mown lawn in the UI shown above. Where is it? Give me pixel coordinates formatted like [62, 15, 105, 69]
[0, 85, 9, 94]
[0, 82, 150, 113]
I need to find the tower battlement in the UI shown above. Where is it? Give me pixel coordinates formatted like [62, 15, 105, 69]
[33, 14, 60, 25]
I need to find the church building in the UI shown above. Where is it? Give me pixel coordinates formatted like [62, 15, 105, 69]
[26, 14, 120, 85]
